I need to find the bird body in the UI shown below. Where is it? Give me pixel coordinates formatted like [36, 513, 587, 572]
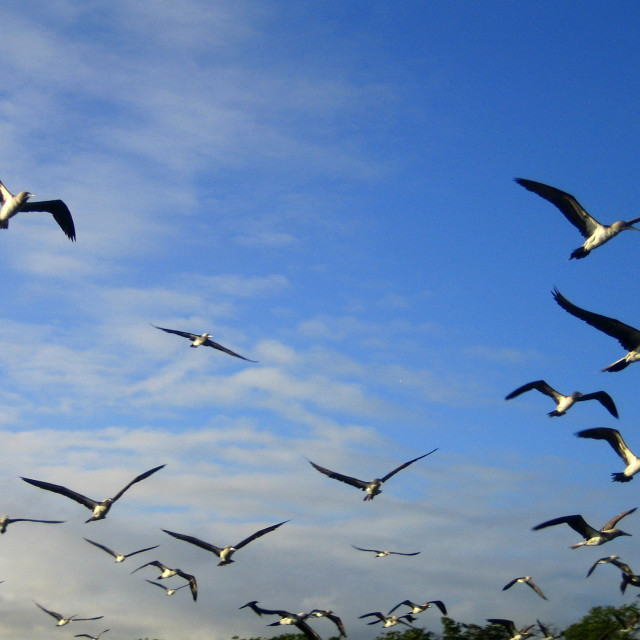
[35, 602, 103, 626]
[145, 579, 188, 596]
[502, 576, 547, 600]
[351, 545, 420, 558]
[153, 325, 257, 361]
[576, 428, 640, 482]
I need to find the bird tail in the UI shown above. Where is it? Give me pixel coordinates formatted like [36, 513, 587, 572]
[612, 472, 633, 482]
[602, 357, 630, 373]
[569, 246, 589, 260]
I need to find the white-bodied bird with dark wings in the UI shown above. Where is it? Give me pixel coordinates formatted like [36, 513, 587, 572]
[0, 515, 65, 534]
[21, 464, 165, 523]
[515, 178, 640, 260]
[576, 427, 640, 482]
[387, 600, 447, 616]
[131, 561, 198, 601]
[83, 537, 159, 563]
[240, 601, 321, 640]
[502, 576, 547, 600]
[35, 601, 103, 626]
[307, 449, 437, 501]
[505, 380, 618, 418]
[0, 179, 76, 240]
[153, 325, 257, 361]
[351, 545, 420, 558]
[487, 618, 535, 640]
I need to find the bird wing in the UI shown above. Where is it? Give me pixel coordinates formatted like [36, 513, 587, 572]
[576, 391, 619, 418]
[351, 545, 380, 553]
[152, 325, 198, 340]
[515, 178, 600, 237]
[35, 601, 63, 620]
[505, 380, 559, 401]
[359, 612, 385, 621]
[162, 529, 223, 556]
[387, 601, 412, 614]
[6, 517, 65, 525]
[202, 337, 258, 362]
[525, 578, 547, 600]
[74, 616, 104, 622]
[83, 538, 117, 558]
[611, 558, 634, 574]
[295, 618, 323, 640]
[487, 619, 517, 635]
[324, 612, 346, 636]
[175, 569, 198, 601]
[125, 544, 159, 558]
[21, 477, 97, 510]
[430, 601, 447, 615]
[240, 601, 291, 617]
[145, 580, 168, 591]
[110, 464, 165, 502]
[307, 459, 368, 490]
[20, 199, 76, 241]
[533, 514, 598, 539]
[576, 428, 637, 466]
[380, 448, 438, 483]
[388, 550, 421, 556]
[601, 507, 637, 531]
[553, 288, 640, 351]
[234, 520, 289, 550]
[502, 577, 519, 591]
[131, 560, 167, 574]
[586, 556, 617, 578]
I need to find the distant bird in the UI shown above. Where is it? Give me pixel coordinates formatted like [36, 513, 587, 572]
[515, 178, 640, 260]
[74, 631, 110, 640]
[388, 600, 447, 616]
[83, 538, 158, 562]
[307, 449, 437, 501]
[21, 464, 165, 522]
[585, 555, 621, 578]
[502, 576, 547, 600]
[35, 601, 103, 626]
[152, 325, 257, 362]
[505, 380, 618, 418]
[486, 618, 535, 640]
[576, 428, 640, 482]
[308, 609, 347, 637]
[0, 515, 65, 533]
[352, 545, 420, 558]
[132, 561, 198, 601]
[532, 508, 636, 548]
[360, 612, 417, 628]
[552, 288, 640, 372]
[163, 520, 288, 566]
[536, 619, 561, 640]
[240, 601, 321, 640]
[584, 555, 640, 594]
[145, 580, 189, 596]
[0, 179, 76, 240]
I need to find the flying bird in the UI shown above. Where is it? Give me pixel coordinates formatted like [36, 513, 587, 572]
[240, 601, 321, 640]
[388, 600, 447, 616]
[486, 618, 535, 640]
[505, 380, 618, 418]
[0, 180, 76, 240]
[307, 609, 347, 637]
[145, 580, 189, 596]
[552, 288, 640, 372]
[163, 520, 288, 566]
[83, 538, 159, 562]
[21, 464, 165, 522]
[536, 619, 562, 640]
[0, 515, 65, 533]
[576, 428, 640, 482]
[502, 576, 547, 600]
[359, 612, 417, 628]
[307, 449, 437, 501]
[35, 601, 103, 626]
[515, 178, 640, 260]
[532, 508, 636, 548]
[351, 545, 420, 558]
[74, 631, 110, 640]
[585, 555, 621, 578]
[132, 561, 198, 601]
[152, 325, 257, 362]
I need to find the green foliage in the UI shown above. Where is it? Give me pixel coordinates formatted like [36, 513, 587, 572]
[564, 603, 640, 640]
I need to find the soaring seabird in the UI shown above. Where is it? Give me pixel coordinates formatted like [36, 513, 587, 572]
[145, 580, 189, 596]
[486, 618, 535, 640]
[83, 538, 158, 562]
[552, 288, 640, 372]
[585, 555, 621, 578]
[502, 576, 547, 600]
[388, 600, 447, 616]
[0, 515, 65, 533]
[351, 545, 420, 558]
[505, 380, 618, 418]
[163, 520, 288, 566]
[152, 325, 257, 362]
[515, 178, 640, 260]
[131, 561, 198, 601]
[536, 619, 561, 640]
[532, 508, 636, 548]
[21, 464, 165, 522]
[307, 449, 437, 501]
[35, 601, 103, 626]
[359, 612, 417, 628]
[307, 609, 347, 637]
[0, 180, 76, 240]
[576, 427, 640, 482]
[240, 601, 321, 640]
[74, 631, 110, 640]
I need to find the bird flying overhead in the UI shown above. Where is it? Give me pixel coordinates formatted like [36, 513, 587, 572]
[163, 520, 288, 566]
[515, 178, 640, 259]
[152, 325, 257, 361]
[131, 561, 198, 600]
[307, 609, 347, 637]
[553, 288, 640, 372]
[145, 580, 189, 596]
[487, 618, 535, 640]
[388, 600, 447, 616]
[359, 612, 417, 628]
[505, 380, 618, 418]
[74, 631, 110, 640]
[533, 508, 636, 548]
[35, 601, 103, 626]
[502, 576, 547, 600]
[307, 449, 437, 501]
[21, 464, 165, 522]
[0, 515, 65, 533]
[83, 538, 159, 562]
[351, 545, 420, 557]
[240, 601, 322, 640]
[0, 180, 76, 240]
[586, 555, 621, 578]
[576, 427, 640, 482]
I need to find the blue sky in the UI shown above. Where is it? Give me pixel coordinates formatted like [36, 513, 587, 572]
[2, 1, 640, 639]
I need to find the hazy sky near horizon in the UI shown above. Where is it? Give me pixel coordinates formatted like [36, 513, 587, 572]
[2, 2, 640, 639]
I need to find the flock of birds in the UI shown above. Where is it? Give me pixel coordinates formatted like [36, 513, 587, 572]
[2, 174, 640, 640]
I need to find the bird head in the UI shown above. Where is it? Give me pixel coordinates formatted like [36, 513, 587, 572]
[17, 191, 35, 204]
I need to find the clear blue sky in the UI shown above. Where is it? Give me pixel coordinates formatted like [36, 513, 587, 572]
[2, 1, 640, 639]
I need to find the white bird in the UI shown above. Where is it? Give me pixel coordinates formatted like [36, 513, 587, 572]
[153, 325, 257, 361]
[505, 380, 618, 418]
[359, 612, 417, 628]
[21, 464, 165, 522]
[533, 508, 636, 548]
[145, 579, 189, 596]
[536, 619, 561, 640]
[83, 538, 158, 562]
[74, 631, 110, 640]
[585, 554, 621, 577]
[35, 601, 103, 626]
[162, 520, 288, 566]
[0, 515, 65, 533]
[576, 427, 640, 482]
[132, 561, 198, 601]
[240, 601, 321, 640]
[307, 609, 347, 637]
[502, 576, 547, 600]
[515, 178, 640, 259]
[351, 545, 420, 558]
[0, 179, 76, 240]
[307, 449, 437, 501]
[388, 600, 447, 615]
[553, 288, 640, 372]
[487, 618, 535, 640]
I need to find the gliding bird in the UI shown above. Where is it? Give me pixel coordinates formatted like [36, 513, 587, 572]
[553, 288, 640, 372]
[132, 561, 198, 601]
[388, 600, 447, 615]
[505, 380, 618, 418]
[21, 464, 165, 522]
[74, 631, 110, 640]
[35, 601, 103, 626]
[515, 178, 640, 260]
[352, 545, 420, 558]
[308, 609, 347, 637]
[83, 537, 158, 562]
[153, 325, 257, 361]
[0, 515, 65, 533]
[576, 428, 640, 482]
[502, 576, 547, 600]
[240, 601, 321, 640]
[145, 580, 189, 596]
[0, 180, 76, 241]
[307, 449, 437, 501]
[486, 618, 535, 640]
[359, 612, 417, 628]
